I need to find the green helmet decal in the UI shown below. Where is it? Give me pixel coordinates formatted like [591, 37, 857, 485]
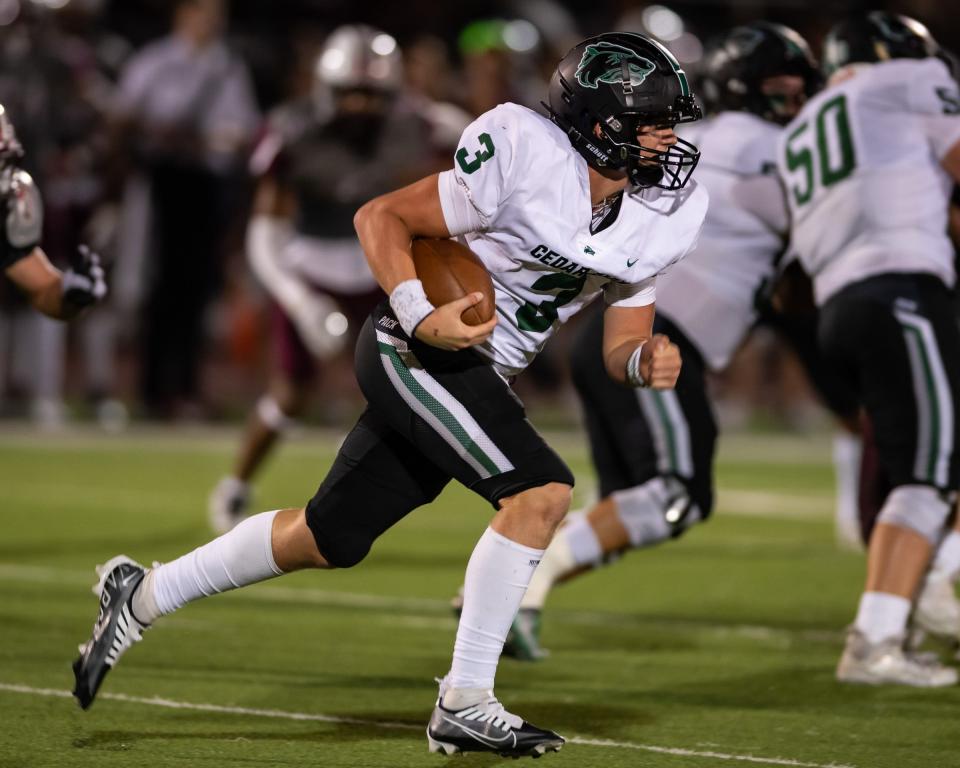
[575, 42, 656, 90]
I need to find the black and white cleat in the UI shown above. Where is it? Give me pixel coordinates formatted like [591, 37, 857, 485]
[72, 555, 149, 710]
[427, 689, 564, 758]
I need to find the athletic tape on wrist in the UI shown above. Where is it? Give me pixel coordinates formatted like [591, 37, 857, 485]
[390, 279, 435, 337]
[626, 343, 647, 388]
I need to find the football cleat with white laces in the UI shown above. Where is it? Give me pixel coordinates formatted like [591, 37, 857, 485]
[72, 556, 149, 709]
[426, 682, 564, 758]
[836, 629, 957, 687]
[208, 476, 251, 534]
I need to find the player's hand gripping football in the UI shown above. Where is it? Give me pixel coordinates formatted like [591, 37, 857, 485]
[61, 245, 108, 310]
[640, 334, 682, 389]
[415, 292, 497, 351]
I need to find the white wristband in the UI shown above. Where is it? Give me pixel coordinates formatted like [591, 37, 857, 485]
[625, 343, 647, 388]
[390, 279, 436, 337]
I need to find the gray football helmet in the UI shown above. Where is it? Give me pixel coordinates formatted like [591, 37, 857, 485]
[316, 25, 404, 93]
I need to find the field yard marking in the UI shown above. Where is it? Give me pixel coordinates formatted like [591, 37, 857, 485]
[0, 682, 854, 768]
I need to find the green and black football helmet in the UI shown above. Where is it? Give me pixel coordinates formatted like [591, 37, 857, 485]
[822, 11, 940, 77]
[546, 32, 701, 190]
[701, 22, 820, 124]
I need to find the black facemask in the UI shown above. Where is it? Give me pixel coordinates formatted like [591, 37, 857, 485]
[328, 112, 388, 152]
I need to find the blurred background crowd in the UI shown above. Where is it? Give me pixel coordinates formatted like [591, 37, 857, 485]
[0, 0, 955, 432]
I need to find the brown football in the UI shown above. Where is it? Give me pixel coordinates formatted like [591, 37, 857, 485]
[411, 238, 495, 326]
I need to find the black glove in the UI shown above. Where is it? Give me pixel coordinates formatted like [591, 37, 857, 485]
[62, 245, 108, 309]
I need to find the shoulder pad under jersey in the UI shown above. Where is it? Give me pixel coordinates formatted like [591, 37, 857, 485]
[3, 168, 43, 252]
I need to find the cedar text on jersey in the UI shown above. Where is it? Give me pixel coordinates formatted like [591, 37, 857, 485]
[529, 244, 622, 283]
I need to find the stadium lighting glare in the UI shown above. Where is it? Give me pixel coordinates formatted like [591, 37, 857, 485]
[503, 20, 540, 52]
[371, 33, 397, 57]
[642, 5, 684, 42]
[672, 32, 703, 63]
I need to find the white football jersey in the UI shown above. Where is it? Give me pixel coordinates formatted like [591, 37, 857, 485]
[438, 103, 708, 378]
[657, 111, 787, 371]
[777, 58, 960, 304]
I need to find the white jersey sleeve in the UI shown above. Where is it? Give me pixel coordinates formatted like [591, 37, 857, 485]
[604, 275, 657, 308]
[909, 60, 960, 160]
[438, 107, 530, 235]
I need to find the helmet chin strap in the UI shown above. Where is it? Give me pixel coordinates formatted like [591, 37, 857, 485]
[628, 163, 665, 188]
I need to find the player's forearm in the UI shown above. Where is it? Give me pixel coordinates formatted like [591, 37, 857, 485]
[604, 338, 649, 385]
[353, 197, 419, 295]
[6, 248, 73, 320]
[354, 174, 452, 296]
[33, 279, 78, 320]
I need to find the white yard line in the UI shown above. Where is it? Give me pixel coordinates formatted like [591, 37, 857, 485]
[0, 682, 854, 768]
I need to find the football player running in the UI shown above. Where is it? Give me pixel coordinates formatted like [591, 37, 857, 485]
[72, 32, 706, 757]
[494, 22, 825, 660]
[0, 104, 106, 319]
[208, 25, 461, 534]
[777, 12, 960, 686]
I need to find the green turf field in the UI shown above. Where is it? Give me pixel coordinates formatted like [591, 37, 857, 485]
[1, 428, 958, 768]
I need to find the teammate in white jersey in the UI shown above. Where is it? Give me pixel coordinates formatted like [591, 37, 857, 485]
[490, 22, 825, 660]
[72, 32, 707, 757]
[778, 12, 960, 687]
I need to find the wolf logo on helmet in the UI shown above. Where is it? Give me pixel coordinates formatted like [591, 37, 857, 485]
[575, 42, 656, 90]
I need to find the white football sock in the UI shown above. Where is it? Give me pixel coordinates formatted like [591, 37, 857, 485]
[447, 527, 544, 695]
[520, 513, 598, 611]
[930, 530, 960, 582]
[854, 591, 912, 644]
[133, 509, 283, 624]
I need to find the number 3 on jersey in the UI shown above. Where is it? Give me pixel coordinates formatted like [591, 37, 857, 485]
[785, 94, 856, 207]
[456, 133, 495, 174]
[516, 273, 587, 333]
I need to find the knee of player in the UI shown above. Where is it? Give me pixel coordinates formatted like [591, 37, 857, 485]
[523, 482, 573, 528]
[271, 384, 306, 416]
[612, 476, 705, 545]
[877, 485, 951, 544]
[304, 499, 372, 569]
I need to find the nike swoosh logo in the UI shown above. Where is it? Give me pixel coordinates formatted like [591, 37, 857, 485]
[441, 716, 517, 749]
[626, 258, 639, 267]
[121, 571, 139, 587]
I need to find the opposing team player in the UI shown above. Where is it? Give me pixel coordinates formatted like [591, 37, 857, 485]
[778, 12, 960, 686]
[1, 104, 106, 319]
[72, 32, 707, 757]
[208, 25, 461, 533]
[498, 22, 822, 660]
